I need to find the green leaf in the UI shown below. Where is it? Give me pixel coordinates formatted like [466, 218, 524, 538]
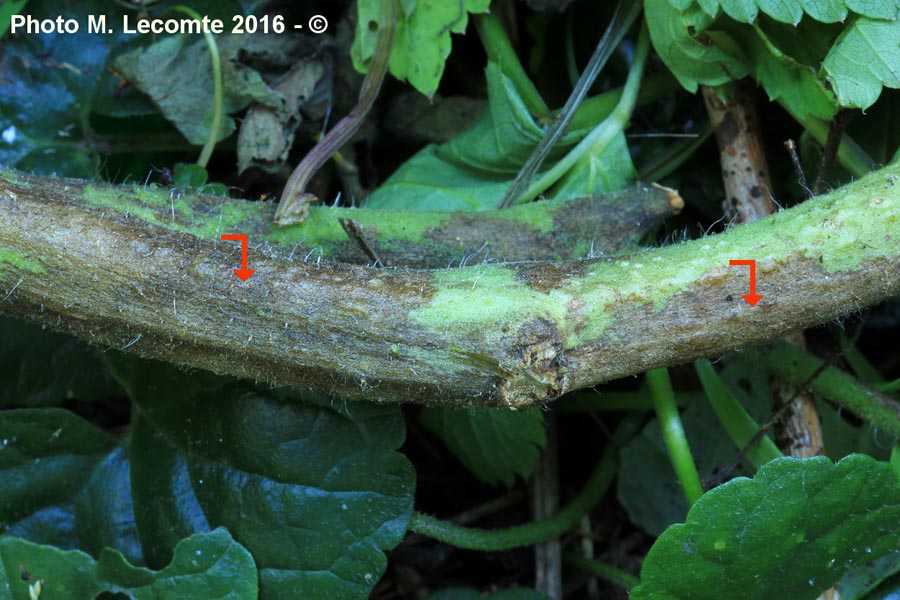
[114, 34, 278, 146]
[836, 551, 900, 599]
[665, 0, 898, 23]
[172, 163, 209, 187]
[645, 0, 750, 92]
[0, 409, 116, 549]
[75, 446, 143, 565]
[419, 406, 546, 487]
[110, 357, 415, 600]
[0, 316, 122, 407]
[365, 62, 633, 211]
[721, 21, 839, 120]
[823, 16, 900, 110]
[0, 528, 257, 599]
[630, 454, 900, 600]
[352, 0, 491, 98]
[0, 0, 130, 176]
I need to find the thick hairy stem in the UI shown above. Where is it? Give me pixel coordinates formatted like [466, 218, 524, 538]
[0, 167, 898, 406]
[704, 80, 826, 460]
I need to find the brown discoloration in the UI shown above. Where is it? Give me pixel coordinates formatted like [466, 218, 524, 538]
[2, 168, 899, 407]
[499, 318, 568, 407]
[702, 81, 776, 223]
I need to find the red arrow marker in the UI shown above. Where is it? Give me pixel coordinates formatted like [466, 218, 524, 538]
[729, 259, 762, 306]
[220, 234, 255, 281]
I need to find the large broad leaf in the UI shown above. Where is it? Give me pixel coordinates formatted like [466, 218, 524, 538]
[352, 0, 491, 98]
[0, 316, 122, 407]
[823, 15, 900, 111]
[0, 0, 130, 175]
[419, 406, 546, 487]
[630, 454, 900, 600]
[722, 20, 839, 121]
[0, 408, 120, 550]
[109, 357, 415, 600]
[0, 528, 256, 600]
[650, 0, 900, 114]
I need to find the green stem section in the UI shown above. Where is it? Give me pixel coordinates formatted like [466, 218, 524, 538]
[167, 5, 222, 169]
[474, 13, 549, 120]
[519, 22, 649, 204]
[747, 341, 900, 438]
[647, 367, 703, 505]
[563, 552, 640, 590]
[408, 443, 617, 551]
[1, 162, 898, 406]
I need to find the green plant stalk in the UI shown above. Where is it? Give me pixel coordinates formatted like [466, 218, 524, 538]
[694, 359, 783, 468]
[520, 23, 649, 204]
[1, 161, 899, 406]
[275, 0, 397, 225]
[407, 442, 617, 550]
[637, 121, 713, 182]
[779, 100, 877, 179]
[167, 5, 222, 169]
[563, 551, 640, 590]
[498, 0, 641, 208]
[568, 71, 678, 132]
[474, 13, 549, 120]
[746, 341, 900, 438]
[647, 367, 704, 505]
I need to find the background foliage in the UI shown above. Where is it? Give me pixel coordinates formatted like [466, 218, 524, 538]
[2, 0, 900, 598]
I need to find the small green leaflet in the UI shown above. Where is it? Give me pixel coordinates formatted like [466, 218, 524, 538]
[352, 0, 491, 98]
[648, 0, 900, 114]
[644, 1, 749, 93]
[665, 0, 897, 24]
[0, 529, 257, 600]
[419, 406, 547, 487]
[823, 16, 900, 110]
[631, 454, 900, 600]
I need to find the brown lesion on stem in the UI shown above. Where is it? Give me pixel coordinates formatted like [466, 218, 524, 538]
[703, 79, 825, 462]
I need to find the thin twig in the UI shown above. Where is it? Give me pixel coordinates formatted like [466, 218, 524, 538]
[784, 139, 811, 199]
[497, 0, 641, 209]
[812, 110, 853, 195]
[275, 0, 397, 225]
[337, 217, 387, 268]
